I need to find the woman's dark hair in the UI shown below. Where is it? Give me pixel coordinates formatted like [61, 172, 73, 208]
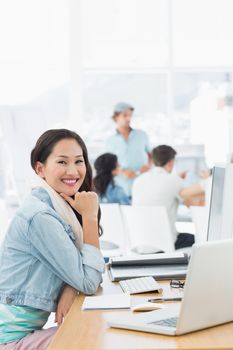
[31, 128, 102, 236]
[152, 145, 177, 167]
[93, 153, 118, 197]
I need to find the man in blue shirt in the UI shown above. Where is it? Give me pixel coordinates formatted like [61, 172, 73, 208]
[106, 102, 152, 198]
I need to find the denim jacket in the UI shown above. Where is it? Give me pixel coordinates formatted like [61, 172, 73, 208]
[0, 188, 105, 312]
[100, 182, 130, 205]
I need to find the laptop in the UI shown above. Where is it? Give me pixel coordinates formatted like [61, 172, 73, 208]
[107, 239, 233, 336]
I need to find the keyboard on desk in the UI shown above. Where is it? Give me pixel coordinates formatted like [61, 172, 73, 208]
[119, 276, 161, 295]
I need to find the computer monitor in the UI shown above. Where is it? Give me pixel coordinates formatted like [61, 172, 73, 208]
[207, 165, 225, 241]
[220, 164, 233, 240]
[174, 144, 207, 186]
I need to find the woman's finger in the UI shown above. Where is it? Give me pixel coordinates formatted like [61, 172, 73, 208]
[55, 311, 63, 326]
[60, 193, 74, 205]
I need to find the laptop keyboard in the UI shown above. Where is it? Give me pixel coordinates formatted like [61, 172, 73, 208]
[149, 317, 178, 328]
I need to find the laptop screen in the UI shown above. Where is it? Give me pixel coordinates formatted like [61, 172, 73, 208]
[207, 166, 225, 241]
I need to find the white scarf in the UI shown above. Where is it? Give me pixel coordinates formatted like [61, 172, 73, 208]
[34, 176, 83, 250]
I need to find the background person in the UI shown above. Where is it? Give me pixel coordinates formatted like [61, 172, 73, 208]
[132, 145, 205, 249]
[106, 102, 152, 199]
[0, 129, 105, 349]
[93, 153, 130, 205]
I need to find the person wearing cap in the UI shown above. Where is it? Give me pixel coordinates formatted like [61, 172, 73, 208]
[105, 102, 152, 198]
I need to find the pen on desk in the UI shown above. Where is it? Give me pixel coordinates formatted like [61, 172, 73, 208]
[148, 297, 182, 302]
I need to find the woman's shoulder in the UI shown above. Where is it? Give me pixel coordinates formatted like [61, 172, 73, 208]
[105, 182, 130, 204]
[16, 188, 55, 222]
[4, 193, 54, 241]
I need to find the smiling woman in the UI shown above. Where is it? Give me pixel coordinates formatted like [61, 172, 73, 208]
[31, 129, 92, 197]
[34, 138, 87, 197]
[0, 129, 105, 350]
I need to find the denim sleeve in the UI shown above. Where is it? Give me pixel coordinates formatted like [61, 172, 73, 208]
[112, 186, 130, 205]
[28, 212, 105, 295]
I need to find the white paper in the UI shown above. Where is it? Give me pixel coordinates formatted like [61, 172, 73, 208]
[82, 293, 131, 310]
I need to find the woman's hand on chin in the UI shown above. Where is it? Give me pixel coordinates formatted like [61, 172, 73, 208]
[60, 191, 99, 219]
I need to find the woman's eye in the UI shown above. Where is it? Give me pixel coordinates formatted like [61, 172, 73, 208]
[57, 160, 84, 165]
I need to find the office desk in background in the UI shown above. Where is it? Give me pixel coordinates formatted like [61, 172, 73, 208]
[48, 274, 233, 350]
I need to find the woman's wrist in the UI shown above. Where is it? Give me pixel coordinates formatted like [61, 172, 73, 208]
[82, 214, 99, 247]
[82, 214, 98, 222]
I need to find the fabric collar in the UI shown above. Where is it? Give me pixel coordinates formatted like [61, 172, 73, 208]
[33, 176, 83, 250]
[115, 127, 133, 135]
[152, 166, 169, 174]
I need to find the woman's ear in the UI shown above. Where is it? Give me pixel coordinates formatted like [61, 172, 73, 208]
[34, 161, 45, 178]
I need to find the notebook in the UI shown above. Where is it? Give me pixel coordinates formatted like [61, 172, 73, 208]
[82, 293, 131, 310]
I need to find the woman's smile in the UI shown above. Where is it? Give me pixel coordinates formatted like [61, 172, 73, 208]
[61, 178, 79, 187]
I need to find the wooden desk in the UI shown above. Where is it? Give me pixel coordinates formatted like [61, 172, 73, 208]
[48, 274, 233, 350]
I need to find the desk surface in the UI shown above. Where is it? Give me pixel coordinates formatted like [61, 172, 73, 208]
[48, 273, 233, 350]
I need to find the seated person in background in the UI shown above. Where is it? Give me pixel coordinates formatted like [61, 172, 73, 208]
[93, 153, 130, 205]
[132, 145, 205, 250]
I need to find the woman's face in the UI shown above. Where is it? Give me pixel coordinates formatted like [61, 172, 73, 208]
[112, 163, 120, 176]
[36, 138, 87, 196]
